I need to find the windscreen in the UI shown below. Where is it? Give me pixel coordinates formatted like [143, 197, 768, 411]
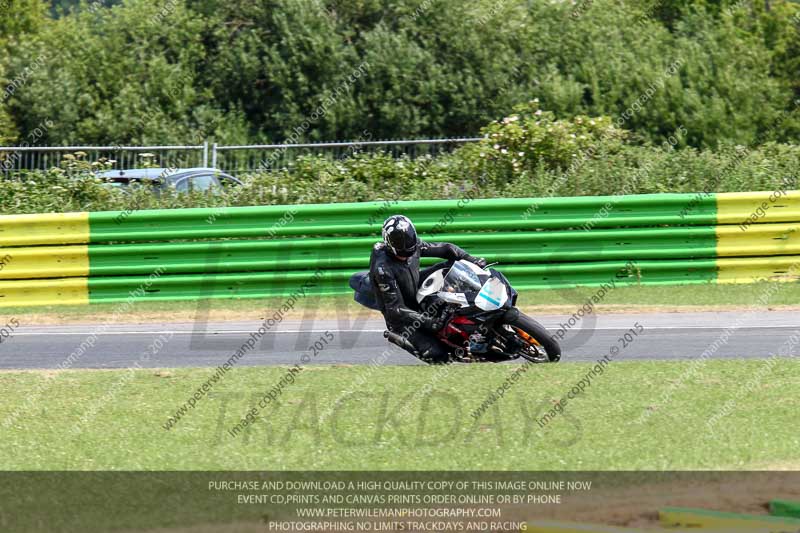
[442, 260, 483, 293]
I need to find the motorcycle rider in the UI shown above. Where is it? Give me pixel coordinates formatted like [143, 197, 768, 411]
[370, 215, 487, 364]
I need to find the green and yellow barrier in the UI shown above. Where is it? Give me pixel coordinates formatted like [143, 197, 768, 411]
[716, 190, 800, 226]
[0, 277, 89, 307]
[0, 190, 798, 307]
[0, 212, 89, 246]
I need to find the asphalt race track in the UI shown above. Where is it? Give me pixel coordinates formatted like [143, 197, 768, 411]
[0, 311, 797, 369]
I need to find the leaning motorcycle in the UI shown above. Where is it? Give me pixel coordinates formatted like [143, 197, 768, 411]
[350, 259, 561, 363]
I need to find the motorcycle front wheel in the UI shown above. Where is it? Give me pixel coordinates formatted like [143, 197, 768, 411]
[504, 311, 561, 363]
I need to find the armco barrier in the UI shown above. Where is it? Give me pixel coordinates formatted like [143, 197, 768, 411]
[0, 191, 798, 307]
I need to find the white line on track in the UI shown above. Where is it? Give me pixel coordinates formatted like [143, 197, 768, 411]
[11, 325, 800, 336]
[10, 329, 386, 335]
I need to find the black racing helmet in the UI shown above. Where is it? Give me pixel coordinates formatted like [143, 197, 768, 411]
[382, 215, 418, 257]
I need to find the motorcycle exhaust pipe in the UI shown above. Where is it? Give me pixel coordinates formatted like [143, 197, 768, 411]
[384, 330, 419, 356]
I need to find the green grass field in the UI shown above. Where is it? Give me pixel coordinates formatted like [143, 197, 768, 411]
[2, 359, 798, 470]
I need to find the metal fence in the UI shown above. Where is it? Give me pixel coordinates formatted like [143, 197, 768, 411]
[212, 137, 481, 174]
[0, 137, 481, 175]
[0, 144, 209, 174]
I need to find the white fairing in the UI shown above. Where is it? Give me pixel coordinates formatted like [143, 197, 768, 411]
[475, 277, 508, 311]
[417, 269, 445, 303]
[417, 270, 471, 307]
[417, 260, 502, 310]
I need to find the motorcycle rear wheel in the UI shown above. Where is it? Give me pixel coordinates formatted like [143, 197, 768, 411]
[505, 311, 561, 363]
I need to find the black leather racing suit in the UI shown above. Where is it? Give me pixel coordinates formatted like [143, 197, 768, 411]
[369, 240, 480, 363]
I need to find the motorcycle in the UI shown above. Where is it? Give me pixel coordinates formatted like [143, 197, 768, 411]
[350, 259, 561, 363]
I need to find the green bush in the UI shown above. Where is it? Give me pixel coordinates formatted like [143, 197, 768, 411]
[2, 0, 800, 147]
[454, 100, 629, 190]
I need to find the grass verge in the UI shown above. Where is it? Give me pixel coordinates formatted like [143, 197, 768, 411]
[3, 281, 800, 325]
[1, 358, 798, 470]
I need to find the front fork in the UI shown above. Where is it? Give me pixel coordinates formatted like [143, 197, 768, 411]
[488, 307, 527, 358]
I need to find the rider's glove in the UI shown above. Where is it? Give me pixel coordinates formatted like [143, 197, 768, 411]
[424, 307, 453, 333]
[466, 255, 488, 269]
